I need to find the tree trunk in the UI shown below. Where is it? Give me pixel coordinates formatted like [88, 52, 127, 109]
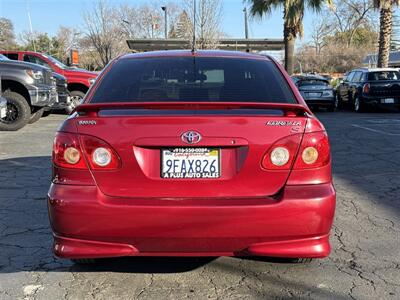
[377, 6, 393, 68]
[284, 24, 296, 75]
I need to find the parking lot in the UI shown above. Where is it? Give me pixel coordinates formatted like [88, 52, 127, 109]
[0, 111, 399, 300]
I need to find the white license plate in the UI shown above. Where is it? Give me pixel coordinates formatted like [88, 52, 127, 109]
[161, 148, 220, 179]
[382, 98, 395, 104]
[308, 92, 321, 97]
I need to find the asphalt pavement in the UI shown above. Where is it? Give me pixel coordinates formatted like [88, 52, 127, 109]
[0, 111, 399, 299]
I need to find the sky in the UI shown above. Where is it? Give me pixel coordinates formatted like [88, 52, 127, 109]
[0, 0, 320, 44]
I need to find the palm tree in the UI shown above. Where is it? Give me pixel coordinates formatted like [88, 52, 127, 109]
[374, 1, 400, 67]
[246, 0, 331, 75]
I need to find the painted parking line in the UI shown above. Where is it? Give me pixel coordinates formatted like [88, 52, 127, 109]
[351, 124, 400, 136]
[366, 119, 400, 124]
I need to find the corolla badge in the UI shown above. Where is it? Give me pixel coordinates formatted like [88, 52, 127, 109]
[78, 120, 97, 125]
[181, 131, 202, 144]
[266, 120, 302, 126]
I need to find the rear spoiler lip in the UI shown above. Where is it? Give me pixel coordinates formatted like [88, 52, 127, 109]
[74, 102, 311, 116]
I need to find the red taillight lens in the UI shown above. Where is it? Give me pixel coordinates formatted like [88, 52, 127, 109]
[53, 133, 121, 170]
[80, 135, 121, 170]
[261, 134, 303, 170]
[363, 83, 370, 94]
[294, 131, 330, 169]
[261, 131, 330, 170]
[53, 132, 87, 169]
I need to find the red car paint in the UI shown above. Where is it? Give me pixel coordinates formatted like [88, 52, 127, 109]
[0, 50, 97, 94]
[47, 50, 336, 259]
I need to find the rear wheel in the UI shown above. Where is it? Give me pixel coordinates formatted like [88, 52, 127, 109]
[28, 107, 44, 124]
[354, 97, 365, 113]
[334, 94, 342, 110]
[0, 90, 31, 131]
[66, 90, 85, 114]
[327, 104, 335, 112]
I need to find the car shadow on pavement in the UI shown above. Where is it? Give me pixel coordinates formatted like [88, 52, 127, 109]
[68, 255, 303, 273]
[69, 257, 217, 273]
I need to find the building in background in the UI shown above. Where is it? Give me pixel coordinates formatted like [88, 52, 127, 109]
[363, 51, 400, 68]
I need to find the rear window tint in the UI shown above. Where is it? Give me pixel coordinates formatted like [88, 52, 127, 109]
[90, 57, 296, 103]
[3, 53, 18, 60]
[368, 71, 400, 81]
[298, 79, 328, 86]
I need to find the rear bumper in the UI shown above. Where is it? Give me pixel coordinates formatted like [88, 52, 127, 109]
[48, 183, 336, 259]
[305, 98, 334, 106]
[362, 96, 400, 107]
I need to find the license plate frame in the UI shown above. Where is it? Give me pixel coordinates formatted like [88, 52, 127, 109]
[308, 92, 321, 98]
[382, 98, 395, 104]
[161, 148, 220, 179]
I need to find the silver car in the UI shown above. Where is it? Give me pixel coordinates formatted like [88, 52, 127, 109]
[292, 75, 335, 112]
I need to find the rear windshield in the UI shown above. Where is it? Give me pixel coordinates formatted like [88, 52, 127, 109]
[90, 57, 296, 103]
[368, 71, 400, 81]
[298, 79, 329, 86]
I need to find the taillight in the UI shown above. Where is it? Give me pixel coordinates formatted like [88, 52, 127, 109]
[80, 135, 121, 170]
[363, 83, 370, 94]
[294, 131, 330, 169]
[53, 132, 87, 169]
[53, 133, 121, 170]
[261, 131, 330, 170]
[261, 134, 303, 170]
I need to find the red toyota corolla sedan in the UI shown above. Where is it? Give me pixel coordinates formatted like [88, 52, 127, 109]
[47, 50, 336, 263]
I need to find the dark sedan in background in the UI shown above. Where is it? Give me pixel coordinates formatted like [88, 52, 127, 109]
[292, 75, 335, 112]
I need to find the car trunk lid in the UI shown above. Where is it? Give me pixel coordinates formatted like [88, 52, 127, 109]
[368, 80, 400, 98]
[74, 102, 308, 199]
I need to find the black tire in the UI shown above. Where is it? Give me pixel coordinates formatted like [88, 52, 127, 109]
[334, 94, 342, 110]
[28, 107, 45, 124]
[42, 110, 52, 118]
[354, 96, 365, 113]
[71, 258, 97, 265]
[66, 90, 85, 114]
[327, 104, 335, 112]
[0, 90, 31, 131]
[294, 258, 313, 263]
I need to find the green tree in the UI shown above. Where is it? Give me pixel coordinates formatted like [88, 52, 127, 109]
[22, 33, 61, 60]
[0, 18, 16, 50]
[247, 0, 332, 75]
[374, 1, 400, 67]
[327, 27, 378, 48]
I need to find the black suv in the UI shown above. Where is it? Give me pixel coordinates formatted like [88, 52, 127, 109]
[336, 68, 400, 112]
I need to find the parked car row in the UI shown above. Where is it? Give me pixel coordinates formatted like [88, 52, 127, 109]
[0, 51, 97, 131]
[293, 68, 400, 113]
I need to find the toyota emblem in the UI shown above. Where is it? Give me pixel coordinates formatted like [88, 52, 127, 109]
[181, 131, 202, 144]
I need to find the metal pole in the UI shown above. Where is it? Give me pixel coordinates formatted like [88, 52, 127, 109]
[151, 14, 154, 38]
[243, 7, 249, 39]
[192, 0, 196, 51]
[27, 1, 36, 52]
[162, 6, 168, 39]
